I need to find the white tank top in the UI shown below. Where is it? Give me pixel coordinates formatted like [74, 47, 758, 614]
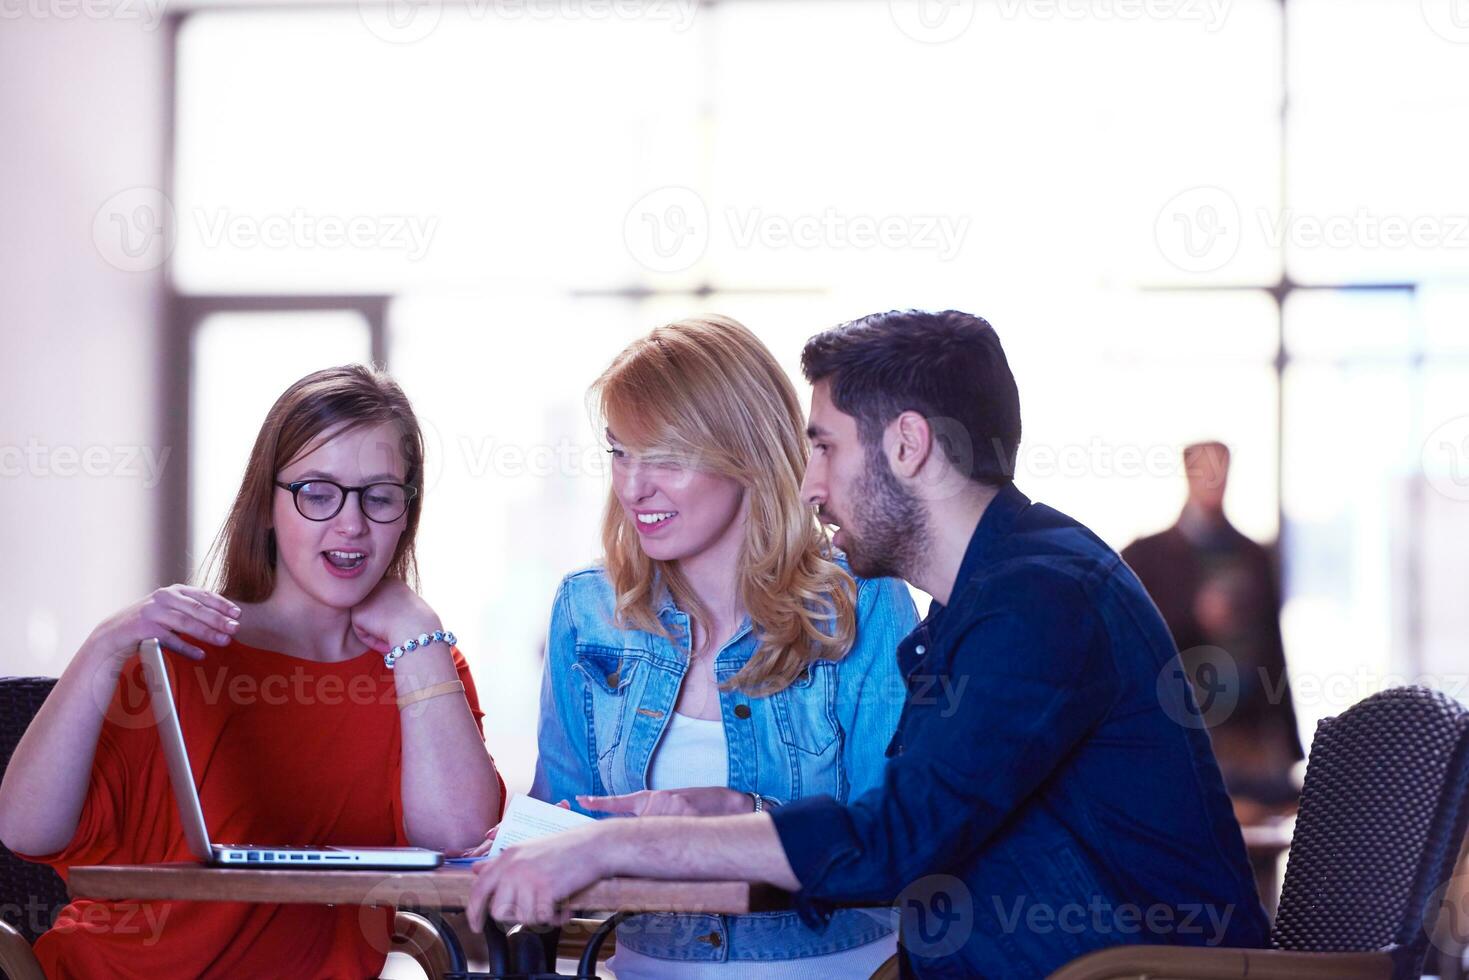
[647, 711, 728, 790]
[610, 712, 897, 980]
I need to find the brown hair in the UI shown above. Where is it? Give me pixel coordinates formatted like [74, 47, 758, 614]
[593, 315, 856, 696]
[201, 364, 425, 602]
[802, 309, 1021, 487]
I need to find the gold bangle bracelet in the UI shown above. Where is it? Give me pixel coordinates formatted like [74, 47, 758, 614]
[396, 679, 465, 709]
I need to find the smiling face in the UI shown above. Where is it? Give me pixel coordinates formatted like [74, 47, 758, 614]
[270, 421, 412, 610]
[801, 380, 927, 580]
[607, 431, 746, 565]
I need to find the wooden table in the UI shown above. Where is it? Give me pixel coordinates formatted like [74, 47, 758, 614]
[69, 862, 790, 976]
[68, 862, 783, 915]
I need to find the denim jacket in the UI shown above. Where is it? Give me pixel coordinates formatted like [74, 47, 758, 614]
[530, 561, 918, 962]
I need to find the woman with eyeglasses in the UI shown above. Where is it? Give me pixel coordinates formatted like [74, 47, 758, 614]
[0, 364, 504, 979]
[511, 316, 917, 977]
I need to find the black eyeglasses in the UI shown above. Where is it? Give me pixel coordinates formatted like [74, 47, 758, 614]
[274, 479, 417, 523]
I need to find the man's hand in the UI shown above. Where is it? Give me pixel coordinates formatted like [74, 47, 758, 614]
[463, 812, 803, 931]
[578, 787, 751, 817]
[466, 822, 610, 930]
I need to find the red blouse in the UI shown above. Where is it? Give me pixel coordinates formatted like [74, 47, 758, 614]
[20, 639, 503, 979]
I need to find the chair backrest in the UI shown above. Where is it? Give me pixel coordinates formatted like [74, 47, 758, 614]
[1271, 686, 1469, 980]
[0, 677, 70, 945]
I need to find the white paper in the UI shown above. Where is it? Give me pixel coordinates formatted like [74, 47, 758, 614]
[487, 794, 595, 857]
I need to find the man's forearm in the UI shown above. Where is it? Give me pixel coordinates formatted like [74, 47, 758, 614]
[597, 813, 802, 891]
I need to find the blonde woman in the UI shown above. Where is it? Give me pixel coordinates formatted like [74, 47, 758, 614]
[531, 316, 917, 977]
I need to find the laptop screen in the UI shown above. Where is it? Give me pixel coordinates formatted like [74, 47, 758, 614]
[137, 639, 216, 863]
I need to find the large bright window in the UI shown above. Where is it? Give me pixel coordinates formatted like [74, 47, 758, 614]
[174, 0, 1469, 789]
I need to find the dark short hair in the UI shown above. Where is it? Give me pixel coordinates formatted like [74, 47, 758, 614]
[801, 309, 1021, 486]
[1183, 440, 1230, 461]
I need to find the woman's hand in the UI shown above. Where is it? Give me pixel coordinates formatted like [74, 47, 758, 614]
[86, 585, 241, 664]
[578, 788, 752, 818]
[0, 585, 238, 854]
[349, 579, 440, 654]
[453, 800, 572, 858]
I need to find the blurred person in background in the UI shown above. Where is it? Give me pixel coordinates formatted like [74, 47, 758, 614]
[1123, 441, 1303, 820]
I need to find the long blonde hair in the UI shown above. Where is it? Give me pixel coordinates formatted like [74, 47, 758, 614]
[592, 315, 856, 696]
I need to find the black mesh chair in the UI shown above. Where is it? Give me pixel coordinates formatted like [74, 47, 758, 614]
[0, 677, 67, 980]
[1050, 686, 1469, 980]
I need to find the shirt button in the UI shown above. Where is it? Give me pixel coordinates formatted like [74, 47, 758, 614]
[734, 704, 751, 719]
[915, 645, 926, 656]
[606, 670, 620, 687]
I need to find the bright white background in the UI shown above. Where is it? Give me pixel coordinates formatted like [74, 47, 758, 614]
[5, 0, 1466, 800]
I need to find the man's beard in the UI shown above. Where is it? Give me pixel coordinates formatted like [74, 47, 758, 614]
[837, 445, 929, 582]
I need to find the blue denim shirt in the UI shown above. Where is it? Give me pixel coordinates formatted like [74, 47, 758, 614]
[531, 562, 918, 962]
[771, 483, 1272, 978]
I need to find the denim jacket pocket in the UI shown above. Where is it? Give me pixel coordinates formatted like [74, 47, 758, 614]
[772, 661, 840, 756]
[996, 842, 1111, 967]
[570, 643, 637, 761]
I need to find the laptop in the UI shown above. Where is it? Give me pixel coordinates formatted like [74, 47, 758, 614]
[138, 638, 443, 870]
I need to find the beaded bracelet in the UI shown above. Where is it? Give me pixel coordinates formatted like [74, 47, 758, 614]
[384, 628, 456, 670]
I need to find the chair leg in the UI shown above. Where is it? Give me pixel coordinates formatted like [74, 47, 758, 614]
[555, 916, 619, 965]
[0, 920, 46, 980]
[390, 909, 454, 980]
[575, 912, 629, 979]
